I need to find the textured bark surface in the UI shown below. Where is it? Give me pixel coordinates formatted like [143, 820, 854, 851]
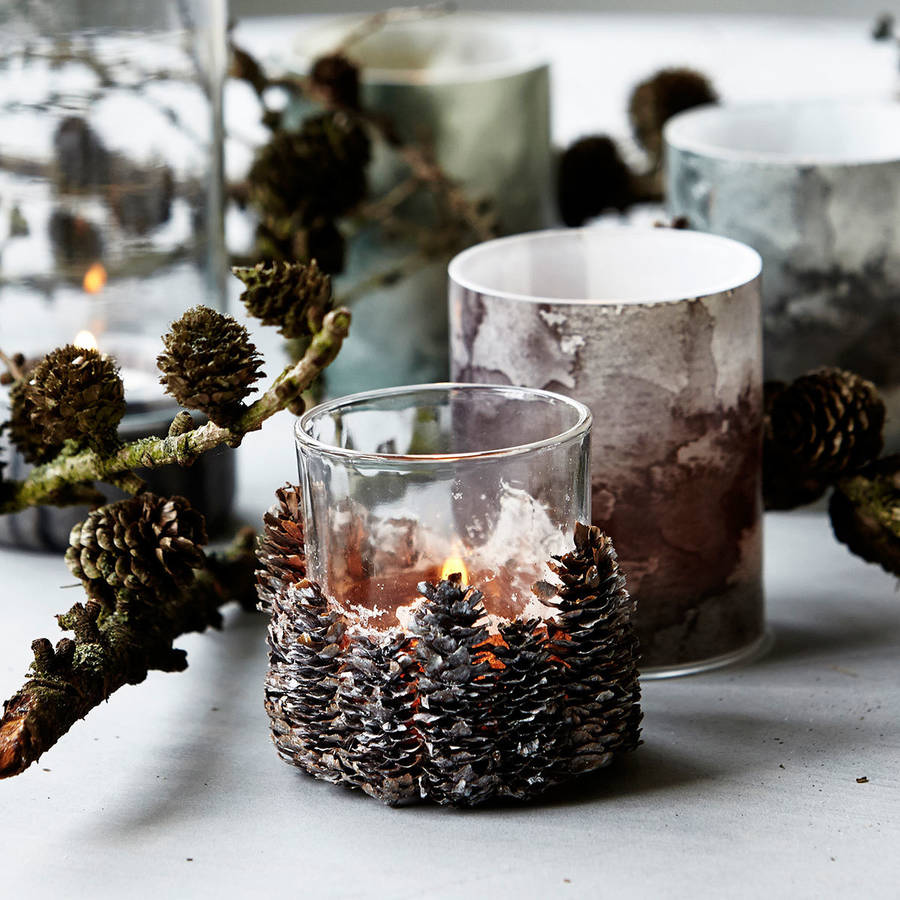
[450, 281, 764, 670]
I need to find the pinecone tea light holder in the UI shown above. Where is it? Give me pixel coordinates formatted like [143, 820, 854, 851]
[449, 227, 767, 675]
[259, 383, 642, 807]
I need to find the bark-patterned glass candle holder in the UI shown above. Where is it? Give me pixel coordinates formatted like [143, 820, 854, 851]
[258, 383, 642, 807]
[449, 227, 764, 675]
[665, 100, 900, 448]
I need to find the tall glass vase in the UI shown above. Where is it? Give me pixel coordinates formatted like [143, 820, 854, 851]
[0, 0, 231, 549]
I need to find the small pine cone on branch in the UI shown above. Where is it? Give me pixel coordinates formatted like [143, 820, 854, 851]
[336, 634, 421, 806]
[310, 53, 361, 109]
[492, 618, 564, 799]
[246, 112, 370, 223]
[6, 380, 60, 464]
[65, 493, 208, 606]
[764, 368, 885, 510]
[157, 306, 264, 428]
[830, 455, 900, 577]
[411, 575, 500, 807]
[548, 522, 642, 776]
[232, 260, 332, 340]
[9, 345, 124, 458]
[265, 580, 347, 782]
[629, 67, 718, 166]
[256, 485, 307, 612]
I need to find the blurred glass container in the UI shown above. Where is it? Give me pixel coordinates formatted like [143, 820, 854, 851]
[288, 15, 552, 396]
[0, 0, 232, 550]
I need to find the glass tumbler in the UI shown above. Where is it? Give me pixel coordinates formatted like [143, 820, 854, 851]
[294, 383, 591, 627]
[0, 0, 232, 548]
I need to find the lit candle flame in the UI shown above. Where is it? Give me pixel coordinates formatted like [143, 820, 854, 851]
[73, 330, 99, 351]
[82, 262, 107, 294]
[440, 554, 469, 584]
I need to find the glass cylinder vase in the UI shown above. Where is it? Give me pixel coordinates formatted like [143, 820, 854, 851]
[449, 227, 766, 676]
[0, 0, 231, 548]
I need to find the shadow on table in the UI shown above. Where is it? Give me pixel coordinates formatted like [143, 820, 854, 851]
[80, 606, 270, 835]
[758, 609, 900, 670]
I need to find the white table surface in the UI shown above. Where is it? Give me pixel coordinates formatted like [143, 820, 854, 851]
[2, 13, 899, 899]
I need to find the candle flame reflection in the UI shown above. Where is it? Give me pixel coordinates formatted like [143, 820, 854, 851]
[440, 555, 469, 584]
[82, 262, 107, 294]
[73, 330, 99, 351]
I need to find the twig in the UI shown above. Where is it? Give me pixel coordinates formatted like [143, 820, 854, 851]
[0, 529, 258, 779]
[0, 349, 25, 384]
[337, 253, 430, 306]
[336, 3, 457, 54]
[0, 309, 351, 515]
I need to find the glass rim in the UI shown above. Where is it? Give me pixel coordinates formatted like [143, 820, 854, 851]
[294, 382, 592, 464]
[664, 99, 900, 167]
[447, 226, 762, 306]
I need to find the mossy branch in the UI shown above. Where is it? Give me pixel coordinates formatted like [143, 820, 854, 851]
[0, 308, 350, 515]
[0, 529, 258, 779]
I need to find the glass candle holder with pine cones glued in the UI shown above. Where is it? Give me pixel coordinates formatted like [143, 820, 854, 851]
[258, 383, 642, 807]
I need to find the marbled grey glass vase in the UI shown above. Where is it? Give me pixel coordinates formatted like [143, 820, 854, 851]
[665, 100, 900, 447]
[289, 15, 552, 397]
[449, 226, 765, 675]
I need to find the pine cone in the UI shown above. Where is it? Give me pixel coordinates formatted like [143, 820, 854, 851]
[65, 493, 208, 604]
[11, 345, 124, 456]
[336, 633, 421, 805]
[492, 618, 564, 799]
[629, 68, 718, 165]
[830, 455, 900, 577]
[310, 53, 361, 109]
[411, 575, 500, 807]
[246, 112, 370, 223]
[232, 259, 332, 339]
[557, 135, 634, 227]
[548, 522, 642, 775]
[265, 579, 348, 782]
[256, 485, 307, 612]
[764, 368, 885, 510]
[6, 380, 60, 464]
[157, 306, 264, 427]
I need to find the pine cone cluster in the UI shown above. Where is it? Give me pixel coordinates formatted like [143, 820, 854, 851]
[256, 485, 307, 612]
[266, 579, 348, 781]
[628, 67, 718, 165]
[830, 455, 900, 577]
[764, 368, 885, 510]
[336, 634, 420, 805]
[548, 522, 642, 773]
[233, 260, 332, 340]
[157, 306, 264, 428]
[6, 345, 124, 461]
[411, 576, 500, 806]
[247, 112, 370, 224]
[259, 486, 642, 807]
[66, 493, 207, 605]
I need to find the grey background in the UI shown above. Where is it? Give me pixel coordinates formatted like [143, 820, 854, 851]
[232, 0, 887, 18]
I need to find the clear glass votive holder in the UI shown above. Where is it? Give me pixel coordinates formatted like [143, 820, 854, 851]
[294, 383, 591, 627]
[449, 226, 766, 676]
